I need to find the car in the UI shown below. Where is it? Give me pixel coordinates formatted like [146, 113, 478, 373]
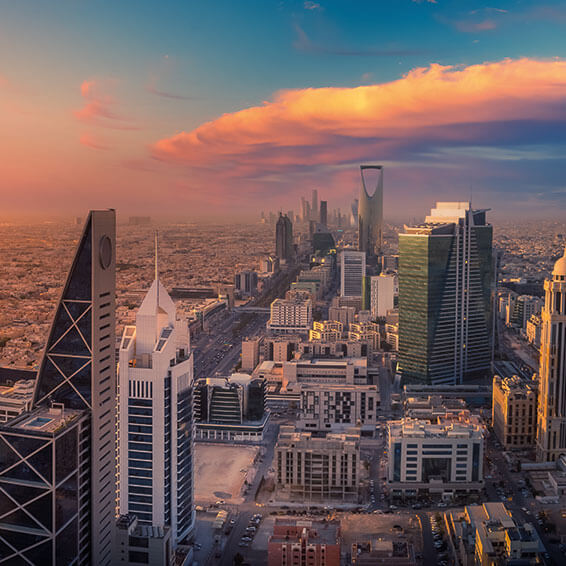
[438, 502, 447, 508]
[238, 541, 249, 548]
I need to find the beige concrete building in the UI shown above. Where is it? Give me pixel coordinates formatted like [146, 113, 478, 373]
[348, 321, 380, 351]
[492, 374, 537, 450]
[328, 304, 356, 329]
[275, 425, 360, 501]
[309, 320, 343, 342]
[268, 295, 313, 335]
[445, 503, 542, 566]
[0, 377, 34, 423]
[282, 358, 368, 387]
[296, 383, 379, 433]
[242, 337, 262, 372]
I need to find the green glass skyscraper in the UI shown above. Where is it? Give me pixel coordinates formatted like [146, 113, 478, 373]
[398, 202, 493, 385]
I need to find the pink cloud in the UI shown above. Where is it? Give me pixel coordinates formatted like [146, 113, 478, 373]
[74, 79, 138, 129]
[152, 58, 566, 172]
[79, 133, 109, 150]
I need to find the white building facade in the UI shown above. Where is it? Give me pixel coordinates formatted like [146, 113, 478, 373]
[118, 279, 195, 545]
[267, 296, 312, 335]
[370, 273, 396, 319]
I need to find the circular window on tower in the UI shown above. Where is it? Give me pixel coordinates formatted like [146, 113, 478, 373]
[99, 235, 112, 269]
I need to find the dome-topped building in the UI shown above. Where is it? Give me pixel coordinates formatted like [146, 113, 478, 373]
[552, 245, 566, 279]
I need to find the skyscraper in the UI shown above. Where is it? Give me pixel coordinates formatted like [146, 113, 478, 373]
[398, 202, 493, 385]
[118, 275, 195, 542]
[0, 210, 117, 565]
[340, 251, 366, 298]
[311, 189, 318, 222]
[276, 213, 293, 262]
[536, 246, 566, 462]
[319, 200, 327, 228]
[358, 165, 383, 259]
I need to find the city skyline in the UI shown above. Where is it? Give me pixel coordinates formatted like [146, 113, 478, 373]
[1, 1, 566, 219]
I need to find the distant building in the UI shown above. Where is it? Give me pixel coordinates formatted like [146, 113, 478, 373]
[297, 383, 379, 434]
[234, 270, 258, 296]
[268, 519, 341, 566]
[525, 314, 542, 350]
[385, 309, 399, 350]
[275, 425, 360, 501]
[259, 255, 280, 274]
[387, 414, 484, 499]
[242, 337, 262, 372]
[319, 200, 328, 227]
[268, 295, 312, 335]
[113, 514, 173, 566]
[128, 216, 151, 225]
[276, 213, 294, 262]
[340, 250, 366, 298]
[193, 374, 268, 442]
[445, 503, 542, 566]
[282, 357, 368, 387]
[348, 321, 380, 352]
[0, 375, 34, 423]
[328, 304, 356, 329]
[506, 295, 542, 329]
[309, 320, 343, 342]
[536, 246, 566, 462]
[398, 202, 493, 385]
[358, 165, 383, 259]
[492, 374, 537, 451]
[370, 273, 395, 319]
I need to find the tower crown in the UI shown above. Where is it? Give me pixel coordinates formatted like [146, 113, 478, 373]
[552, 246, 566, 279]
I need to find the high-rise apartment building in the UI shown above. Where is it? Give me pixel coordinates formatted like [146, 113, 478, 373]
[0, 210, 117, 565]
[275, 213, 293, 262]
[358, 165, 383, 259]
[340, 251, 366, 298]
[398, 202, 493, 385]
[536, 247, 566, 461]
[268, 296, 312, 335]
[370, 273, 395, 319]
[118, 277, 195, 544]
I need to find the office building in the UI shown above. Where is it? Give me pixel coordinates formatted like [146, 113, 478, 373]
[193, 374, 267, 442]
[298, 383, 379, 433]
[445, 503, 542, 566]
[276, 213, 294, 262]
[398, 202, 494, 385]
[370, 274, 395, 319]
[311, 189, 319, 222]
[319, 200, 328, 227]
[282, 358, 368, 387]
[0, 210, 116, 565]
[506, 295, 542, 329]
[113, 515, 173, 566]
[268, 295, 312, 335]
[259, 255, 280, 274]
[340, 251, 366, 298]
[268, 519, 341, 566]
[234, 270, 258, 296]
[118, 275, 195, 544]
[492, 375, 537, 450]
[387, 414, 484, 499]
[275, 425, 360, 501]
[536, 246, 566, 462]
[242, 337, 262, 372]
[358, 165, 383, 259]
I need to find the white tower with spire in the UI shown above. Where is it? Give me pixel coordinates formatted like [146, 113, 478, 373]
[118, 240, 195, 544]
[536, 246, 566, 461]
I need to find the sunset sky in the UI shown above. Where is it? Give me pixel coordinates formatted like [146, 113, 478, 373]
[1, 0, 566, 220]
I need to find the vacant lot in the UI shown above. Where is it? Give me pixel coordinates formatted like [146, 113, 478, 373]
[194, 443, 259, 504]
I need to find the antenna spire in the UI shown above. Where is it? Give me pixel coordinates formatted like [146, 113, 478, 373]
[155, 230, 159, 306]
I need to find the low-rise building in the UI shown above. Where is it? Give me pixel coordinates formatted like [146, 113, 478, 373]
[492, 374, 537, 450]
[348, 321, 380, 352]
[404, 395, 467, 420]
[328, 304, 356, 329]
[193, 374, 268, 442]
[351, 539, 416, 566]
[297, 383, 379, 434]
[268, 519, 341, 566]
[282, 358, 368, 387]
[309, 320, 343, 342]
[0, 370, 35, 423]
[387, 414, 484, 499]
[444, 503, 542, 566]
[525, 314, 542, 350]
[275, 426, 360, 501]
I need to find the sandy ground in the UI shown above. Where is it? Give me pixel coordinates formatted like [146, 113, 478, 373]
[194, 443, 259, 504]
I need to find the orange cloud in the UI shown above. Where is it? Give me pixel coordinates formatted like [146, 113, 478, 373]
[152, 58, 566, 172]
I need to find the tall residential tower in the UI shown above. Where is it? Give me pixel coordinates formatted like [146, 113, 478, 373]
[536, 247, 566, 462]
[398, 202, 493, 385]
